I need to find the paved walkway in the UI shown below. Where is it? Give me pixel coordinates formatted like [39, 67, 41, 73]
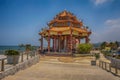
[2, 56, 120, 80]
[91, 50, 110, 62]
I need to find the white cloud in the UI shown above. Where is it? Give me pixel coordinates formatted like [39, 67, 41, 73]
[91, 18, 120, 43]
[92, 0, 112, 5]
[101, 19, 120, 41]
[105, 19, 120, 28]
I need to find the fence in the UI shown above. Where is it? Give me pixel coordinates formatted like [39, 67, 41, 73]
[99, 60, 120, 76]
[105, 56, 120, 69]
[0, 51, 40, 79]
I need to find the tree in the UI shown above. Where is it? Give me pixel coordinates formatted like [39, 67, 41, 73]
[25, 44, 32, 51]
[19, 44, 37, 52]
[19, 44, 32, 51]
[18, 44, 25, 51]
[94, 53, 100, 60]
[100, 42, 107, 49]
[115, 41, 119, 48]
[108, 41, 119, 50]
[77, 43, 92, 54]
[19, 44, 24, 47]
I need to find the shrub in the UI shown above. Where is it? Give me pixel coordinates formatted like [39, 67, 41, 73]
[77, 43, 92, 54]
[102, 51, 111, 56]
[116, 55, 120, 59]
[94, 53, 100, 60]
[5, 50, 20, 55]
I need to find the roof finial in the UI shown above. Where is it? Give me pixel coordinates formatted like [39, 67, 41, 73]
[64, 8, 67, 11]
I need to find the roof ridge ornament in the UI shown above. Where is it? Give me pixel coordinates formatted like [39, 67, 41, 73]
[64, 9, 67, 11]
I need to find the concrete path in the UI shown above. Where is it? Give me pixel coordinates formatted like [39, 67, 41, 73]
[91, 50, 110, 62]
[2, 56, 120, 80]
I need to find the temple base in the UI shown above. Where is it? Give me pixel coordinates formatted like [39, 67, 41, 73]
[44, 52, 72, 57]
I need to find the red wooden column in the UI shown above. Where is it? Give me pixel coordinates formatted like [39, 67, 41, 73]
[48, 30, 50, 53]
[58, 36, 61, 52]
[70, 29, 73, 53]
[64, 36, 66, 52]
[66, 36, 68, 52]
[85, 36, 89, 43]
[57, 36, 59, 52]
[54, 37, 57, 52]
[79, 38, 81, 44]
[41, 36, 43, 52]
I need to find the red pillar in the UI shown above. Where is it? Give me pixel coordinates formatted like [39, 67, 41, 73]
[85, 36, 89, 43]
[79, 38, 81, 44]
[48, 31, 50, 53]
[64, 36, 66, 52]
[70, 30, 73, 53]
[66, 36, 68, 52]
[54, 37, 57, 52]
[41, 36, 43, 52]
[57, 37, 59, 52]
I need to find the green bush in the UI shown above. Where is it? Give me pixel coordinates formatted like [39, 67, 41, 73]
[77, 43, 92, 54]
[116, 56, 120, 59]
[5, 50, 20, 55]
[102, 51, 111, 56]
[94, 53, 100, 60]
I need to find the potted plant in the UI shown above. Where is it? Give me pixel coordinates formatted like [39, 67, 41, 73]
[5, 50, 20, 64]
[91, 53, 100, 66]
[95, 53, 100, 60]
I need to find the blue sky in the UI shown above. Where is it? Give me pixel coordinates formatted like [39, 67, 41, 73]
[0, 0, 120, 46]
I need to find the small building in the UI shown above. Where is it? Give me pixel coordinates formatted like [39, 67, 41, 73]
[39, 10, 91, 53]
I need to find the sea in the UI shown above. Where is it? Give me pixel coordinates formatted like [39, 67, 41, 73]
[0, 46, 39, 55]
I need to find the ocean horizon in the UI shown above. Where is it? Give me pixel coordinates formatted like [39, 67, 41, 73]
[0, 46, 39, 54]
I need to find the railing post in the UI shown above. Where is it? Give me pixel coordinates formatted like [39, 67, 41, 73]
[13, 55, 16, 66]
[34, 51, 36, 57]
[31, 53, 32, 58]
[115, 63, 118, 74]
[109, 63, 111, 72]
[21, 53, 23, 62]
[103, 62, 104, 69]
[1, 59, 5, 71]
[30, 51, 32, 58]
[27, 53, 29, 60]
[99, 60, 101, 67]
[105, 62, 107, 70]
[102, 61, 103, 69]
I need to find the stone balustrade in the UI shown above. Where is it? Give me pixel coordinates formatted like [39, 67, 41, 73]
[0, 55, 40, 79]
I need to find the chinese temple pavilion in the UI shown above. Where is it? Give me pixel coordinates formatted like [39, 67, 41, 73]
[39, 10, 91, 53]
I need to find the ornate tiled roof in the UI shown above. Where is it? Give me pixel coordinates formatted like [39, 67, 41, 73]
[48, 10, 82, 27]
[39, 10, 91, 37]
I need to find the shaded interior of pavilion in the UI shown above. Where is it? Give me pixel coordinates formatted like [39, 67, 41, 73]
[39, 35, 90, 54]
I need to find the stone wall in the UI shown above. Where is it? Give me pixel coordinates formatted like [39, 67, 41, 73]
[0, 55, 40, 79]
